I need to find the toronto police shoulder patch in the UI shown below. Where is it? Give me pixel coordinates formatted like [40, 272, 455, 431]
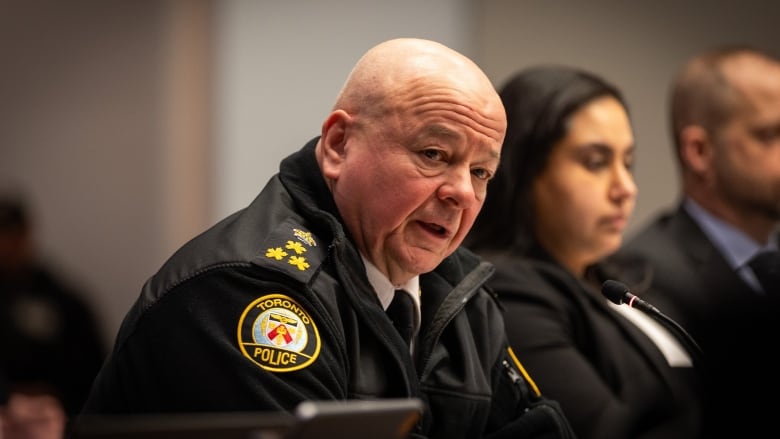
[237, 293, 321, 372]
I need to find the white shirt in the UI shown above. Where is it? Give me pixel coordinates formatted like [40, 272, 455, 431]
[607, 301, 692, 367]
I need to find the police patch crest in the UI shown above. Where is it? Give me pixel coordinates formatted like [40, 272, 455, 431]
[238, 294, 321, 372]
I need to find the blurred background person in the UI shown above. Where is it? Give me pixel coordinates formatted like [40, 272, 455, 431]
[618, 45, 780, 437]
[0, 193, 106, 435]
[464, 66, 702, 439]
[1, 390, 67, 439]
[619, 45, 780, 343]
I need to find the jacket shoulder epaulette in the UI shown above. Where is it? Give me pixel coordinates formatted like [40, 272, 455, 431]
[251, 217, 327, 284]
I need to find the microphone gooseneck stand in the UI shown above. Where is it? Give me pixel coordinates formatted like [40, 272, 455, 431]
[602, 280, 704, 369]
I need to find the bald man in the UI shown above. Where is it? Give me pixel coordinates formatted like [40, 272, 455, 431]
[78, 38, 575, 439]
[618, 46, 780, 436]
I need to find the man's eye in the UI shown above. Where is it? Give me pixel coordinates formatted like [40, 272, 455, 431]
[422, 149, 444, 161]
[752, 126, 780, 145]
[472, 168, 492, 181]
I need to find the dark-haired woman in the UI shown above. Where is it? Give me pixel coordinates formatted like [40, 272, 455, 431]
[465, 66, 702, 439]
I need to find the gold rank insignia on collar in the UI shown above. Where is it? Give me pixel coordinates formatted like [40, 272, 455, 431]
[254, 219, 324, 282]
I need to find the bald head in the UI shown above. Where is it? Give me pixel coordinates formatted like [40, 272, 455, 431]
[332, 38, 505, 141]
[316, 38, 506, 283]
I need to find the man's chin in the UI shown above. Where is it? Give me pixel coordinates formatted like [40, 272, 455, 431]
[403, 249, 449, 275]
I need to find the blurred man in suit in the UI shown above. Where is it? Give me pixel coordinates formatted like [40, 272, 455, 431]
[618, 45, 780, 437]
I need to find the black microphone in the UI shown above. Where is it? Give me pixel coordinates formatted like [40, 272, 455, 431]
[601, 280, 704, 367]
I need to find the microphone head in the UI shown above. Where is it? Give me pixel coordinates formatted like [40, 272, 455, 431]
[601, 280, 630, 304]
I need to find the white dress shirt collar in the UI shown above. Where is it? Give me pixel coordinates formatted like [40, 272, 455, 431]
[360, 255, 420, 311]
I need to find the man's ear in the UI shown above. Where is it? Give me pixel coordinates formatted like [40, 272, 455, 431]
[679, 125, 713, 175]
[320, 110, 350, 180]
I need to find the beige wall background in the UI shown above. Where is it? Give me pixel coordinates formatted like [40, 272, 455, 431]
[1, 0, 777, 347]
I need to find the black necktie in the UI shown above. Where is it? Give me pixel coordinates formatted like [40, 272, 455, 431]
[387, 289, 415, 346]
[748, 250, 780, 295]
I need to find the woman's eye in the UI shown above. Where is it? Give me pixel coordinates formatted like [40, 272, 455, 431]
[585, 155, 608, 170]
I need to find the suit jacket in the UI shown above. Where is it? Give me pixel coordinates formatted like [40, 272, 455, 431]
[619, 204, 780, 437]
[618, 204, 757, 351]
[481, 251, 702, 439]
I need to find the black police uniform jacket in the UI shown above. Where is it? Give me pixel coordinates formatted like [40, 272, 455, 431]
[81, 138, 575, 439]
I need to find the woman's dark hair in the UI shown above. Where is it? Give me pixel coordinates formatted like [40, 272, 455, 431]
[464, 65, 628, 254]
